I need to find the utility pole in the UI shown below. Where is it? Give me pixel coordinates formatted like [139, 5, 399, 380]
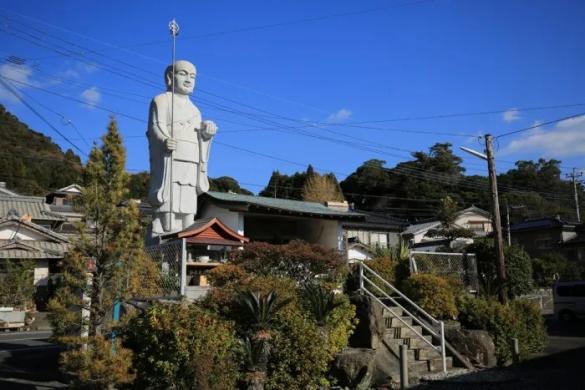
[566, 168, 583, 222]
[485, 134, 507, 304]
[506, 201, 511, 247]
[505, 202, 525, 247]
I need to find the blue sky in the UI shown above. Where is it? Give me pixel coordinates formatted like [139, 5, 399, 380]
[0, 0, 584, 194]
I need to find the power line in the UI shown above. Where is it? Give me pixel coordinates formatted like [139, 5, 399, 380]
[4, 16, 584, 157]
[214, 141, 576, 203]
[12, 86, 92, 149]
[7, 10, 585, 144]
[1, 14, 581, 201]
[496, 111, 585, 139]
[0, 76, 148, 123]
[3, 70, 576, 202]
[0, 77, 87, 156]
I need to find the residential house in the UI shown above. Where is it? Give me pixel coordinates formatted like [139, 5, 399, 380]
[510, 217, 583, 261]
[344, 211, 407, 260]
[45, 184, 84, 235]
[402, 206, 492, 251]
[0, 184, 74, 308]
[197, 191, 365, 252]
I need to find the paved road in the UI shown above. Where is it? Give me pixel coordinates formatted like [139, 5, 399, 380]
[415, 316, 585, 389]
[0, 330, 66, 389]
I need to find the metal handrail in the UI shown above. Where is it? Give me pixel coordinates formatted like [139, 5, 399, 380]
[358, 261, 447, 373]
[360, 261, 438, 326]
[362, 277, 440, 347]
[362, 275, 439, 339]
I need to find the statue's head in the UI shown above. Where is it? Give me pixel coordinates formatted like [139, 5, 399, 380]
[165, 60, 196, 95]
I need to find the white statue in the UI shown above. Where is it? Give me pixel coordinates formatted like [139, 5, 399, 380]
[147, 60, 217, 236]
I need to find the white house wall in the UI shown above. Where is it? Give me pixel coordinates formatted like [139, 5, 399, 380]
[298, 219, 343, 250]
[0, 226, 48, 241]
[199, 203, 244, 235]
[34, 260, 49, 286]
[348, 247, 370, 261]
[455, 213, 492, 234]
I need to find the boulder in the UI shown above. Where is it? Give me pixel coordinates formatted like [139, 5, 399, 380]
[331, 348, 376, 389]
[349, 294, 385, 349]
[446, 328, 497, 368]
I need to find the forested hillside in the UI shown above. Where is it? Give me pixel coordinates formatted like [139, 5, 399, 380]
[0, 105, 82, 195]
[339, 143, 583, 222]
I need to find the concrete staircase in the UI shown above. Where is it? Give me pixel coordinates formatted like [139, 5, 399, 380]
[381, 305, 453, 379]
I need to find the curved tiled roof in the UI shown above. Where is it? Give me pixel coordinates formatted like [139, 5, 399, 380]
[0, 195, 65, 221]
[202, 191, 365, 220]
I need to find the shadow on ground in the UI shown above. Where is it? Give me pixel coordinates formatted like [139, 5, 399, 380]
[0, 342, 65, 389]
[414, 317, 585, 390]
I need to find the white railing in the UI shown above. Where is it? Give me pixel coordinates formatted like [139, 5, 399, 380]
[358, 261, 447, 373]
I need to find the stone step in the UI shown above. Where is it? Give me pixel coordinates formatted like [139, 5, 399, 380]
[385, 315, 413, 328]
[384, 333, 433, 350]
[382, 306, 405, 318]
[409, 356, 453, 376]
[405, 335, 434, 349]
[416, 347, 442, 360]
[427, 356, 453, 372]
[388, 325, 423, 339]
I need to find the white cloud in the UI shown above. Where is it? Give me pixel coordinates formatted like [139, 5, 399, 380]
[0, 63, 35, 103]
[62, 69, 80, 79]
[80, 62, 99, 74]
[502, 108, 520, 123]
[81, 87, 101, 107]
[500, 115, 585, 158]
[326, 108, 352, 123]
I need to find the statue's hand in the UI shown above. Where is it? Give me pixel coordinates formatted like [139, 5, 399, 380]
[165, 138, 177, 152]
[202, 120, 217, 138]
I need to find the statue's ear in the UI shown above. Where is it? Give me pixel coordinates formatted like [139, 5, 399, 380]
[165, 72, 172, 88]
[164, 65, 173, 90]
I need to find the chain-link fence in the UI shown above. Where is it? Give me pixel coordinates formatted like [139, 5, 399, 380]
[144, 240, 183, 297]
[409, 251, 479, 292]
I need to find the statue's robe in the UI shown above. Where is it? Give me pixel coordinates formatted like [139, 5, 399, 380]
[147, 92, 212, 234]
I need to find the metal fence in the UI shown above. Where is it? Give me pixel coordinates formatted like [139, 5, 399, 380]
[409, 251, 479, 292]
[144, 240, 184, 297]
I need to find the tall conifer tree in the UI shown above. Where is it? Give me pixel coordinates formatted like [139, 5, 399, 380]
[50, 117, 160, 337]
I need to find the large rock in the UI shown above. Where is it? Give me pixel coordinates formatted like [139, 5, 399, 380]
[349, 294, 385, 349]
[331, 348, 376, 389]
[446, 328, 496, 368]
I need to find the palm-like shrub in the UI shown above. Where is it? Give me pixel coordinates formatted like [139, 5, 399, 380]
[237, 290, 291, 335]
[301, 284, 342, 326]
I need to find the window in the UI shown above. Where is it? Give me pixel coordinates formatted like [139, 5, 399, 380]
[346, 230, 390, 248]
[467, 221, 486, 233]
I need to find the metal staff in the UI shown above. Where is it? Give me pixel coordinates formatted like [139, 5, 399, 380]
[168, 19, 179, 231]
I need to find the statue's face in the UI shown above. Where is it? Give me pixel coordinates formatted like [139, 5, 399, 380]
[172, 62, 196, 95]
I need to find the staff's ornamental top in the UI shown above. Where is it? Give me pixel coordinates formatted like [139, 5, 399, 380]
[169, 19, 180, 37]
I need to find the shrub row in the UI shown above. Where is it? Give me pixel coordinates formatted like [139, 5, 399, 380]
[457, 296, 547, 364]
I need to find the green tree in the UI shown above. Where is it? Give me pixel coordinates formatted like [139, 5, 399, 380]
[427, 196, 474, 241]
[259, 165, 323, 199]
[340, 144, 466, 217]
[127, 171, 150, 199]
[210, 175, 253, 195]
[124, 303, 239, 390]
[0, 105, 82, 195]
[0, 260, 35, 309]
[48, 118, 159, 387]
[467, 241, 533, 298]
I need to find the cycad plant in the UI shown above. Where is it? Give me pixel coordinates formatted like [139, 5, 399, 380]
[236, 290, 289, 390]
[301, 284, 342, 326]
[237, 290, 290, 338]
